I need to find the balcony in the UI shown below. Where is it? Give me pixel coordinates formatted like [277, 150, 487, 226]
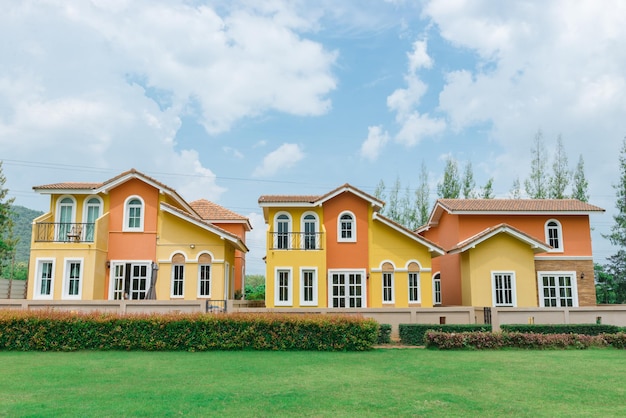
[34, 222, 95, 243]
[270, 232, 323, 250]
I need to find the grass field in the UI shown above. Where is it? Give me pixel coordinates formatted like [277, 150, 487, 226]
[1, 349, 625, 417]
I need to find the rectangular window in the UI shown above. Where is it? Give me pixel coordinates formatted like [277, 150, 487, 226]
[172, 264, 184, 297]
[113, 264, 125, 300]
[300, 269, 317, 306]
[130, 264, 148, 300]
[408, 272, 420, 303]
[433, 276, 441, 305]
[275, 269, 292, 306]
[329, 271, 365, 308]
[64, 260, 82, 299]
[539, 273, 577, 307]
[382, 272, 394, 303]
[493, 272, 515, 307]
[199, 265, 211, 297]
[128, 207, 141, 228]
[35, 260, 54, 298]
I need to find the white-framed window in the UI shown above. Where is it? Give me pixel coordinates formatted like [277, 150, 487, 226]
[83, 196, 102, 242]
[63, 258, 83, 299]
[171, 264, 184, 298]
[408, 272, 420, 303]
[123, 196, 144, 232]
[328, 270, 366, 308]
[538, 271, 578, 307]
[338, 211, 356, 242]
[382, 272, 394, 303]
[34, 258, 55, 299]
[109, 262, 150, 300]
[301, 212, 320, 250]
[492, 271, 516, 307]
[56, 196, 76, 241]
[274, 212, 292, 249]
[433, 273, 441, 305]
[545, 219, 563, 252]
[275, 268, 292, 306]
[300, 268, 318, 306]
[198, 253, 213, 297]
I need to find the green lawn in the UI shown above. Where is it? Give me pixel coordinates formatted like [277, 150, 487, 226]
[1, 349, 625, 417]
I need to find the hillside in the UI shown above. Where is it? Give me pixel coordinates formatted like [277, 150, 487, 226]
[9, 205, 44, 264]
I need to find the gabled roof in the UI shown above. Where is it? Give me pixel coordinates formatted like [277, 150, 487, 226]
[448, 223, 551, 255]
[33, 168, 195, 214]
[190, 199, 252, 231]
[372, 212, 445, 256]
[160, 202, 248, 253]
[422, 198, 605, 229]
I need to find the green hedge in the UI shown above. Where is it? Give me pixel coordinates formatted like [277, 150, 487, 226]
[0, 311, 378, 352]
[500, 324, 622, 335]
[377, 324, 392, 344]
[399, 324, 492, 346]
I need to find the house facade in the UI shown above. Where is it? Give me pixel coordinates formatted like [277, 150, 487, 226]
[27, 169, 248, 301]
[258, 184, 444, 308]
[418, 199, 605, 308]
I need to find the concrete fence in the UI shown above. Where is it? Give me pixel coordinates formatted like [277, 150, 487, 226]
[0, 279, 27, 299]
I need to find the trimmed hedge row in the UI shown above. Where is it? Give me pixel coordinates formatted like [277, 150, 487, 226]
[425, 331, 626, 350]
[500, 324, 623, 335]
[399, 324, 492, 346]
[377, 324, 392, 344]
[0, 310, 378, 351]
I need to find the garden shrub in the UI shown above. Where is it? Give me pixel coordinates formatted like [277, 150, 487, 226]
[399, 324, 491, 346]
[0, 310, 378, 352]
[602, 332, 626, 349]
[425, 331, 611, 350]
[500, 324, 621, 335]
[377, 324, 392, 344]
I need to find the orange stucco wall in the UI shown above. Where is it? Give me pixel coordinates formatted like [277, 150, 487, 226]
[323, 192, 369, 270]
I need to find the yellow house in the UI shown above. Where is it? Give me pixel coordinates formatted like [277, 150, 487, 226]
[259, 184, 444, 308]
[28, 169, 248, 302]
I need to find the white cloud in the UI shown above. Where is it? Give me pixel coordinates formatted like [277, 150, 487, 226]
[360, 126, 390, 161]
[223, 146, 245, 159]
[395, 112, 446, 147]
[408, 39, 433, 73]
[252, 143, 304, 178]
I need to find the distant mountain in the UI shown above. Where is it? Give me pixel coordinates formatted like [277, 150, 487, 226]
[9, 205, 44, 264]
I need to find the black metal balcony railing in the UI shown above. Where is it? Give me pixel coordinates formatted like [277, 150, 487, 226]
[270, 232, 323, 250]
[34, 222, 95, 243]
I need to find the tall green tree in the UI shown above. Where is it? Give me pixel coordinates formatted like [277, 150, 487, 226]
[524, 130, 549, 199]
[462, 161, 476, 198]
[601, 251, 626, 304]
[386, 177, 401, 222]
[548, 135, 570, 199]
[415, 161, 430, 226]
[604, 138, 626, 247]
[0, 161, 16, 277]
[399, 185, 418, 229]
[437, 157, 461, 199]
[481, 178, 495, 199]
[373, 179, 386, 205]
[510, 177, 522, 199]
[571, 154, 589, 202]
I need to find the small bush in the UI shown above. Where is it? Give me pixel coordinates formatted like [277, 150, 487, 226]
[501, 324, 621, 335]
[425, 331, 610, 350]
[0, 310, 378, 352]
[602, 332, 626, 349]
[377, 324, 392, 344]
[399, 324, 492, 346]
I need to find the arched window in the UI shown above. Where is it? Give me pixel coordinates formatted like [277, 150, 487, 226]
[338, 211, 356, 242]
[301, 212, 319, 249]
[545, 219, 563, 252]
[382, 262, 394, 304]
[433, 273, 441, 305]
[198, 253, 212, 297]
[408, 262, 421, 303]
[171, 253, 185, 298]
[57, 196, 76, 241]
[84, 196, 102, 241]
[124, 196, 144, 232]
[274, 212, 291, 249]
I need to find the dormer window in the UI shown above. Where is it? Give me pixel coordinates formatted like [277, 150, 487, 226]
[338, 211, 356, 242]
[124, 196, 144, 232]
[545, 219, 563, 252]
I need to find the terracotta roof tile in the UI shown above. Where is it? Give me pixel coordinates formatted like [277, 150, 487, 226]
[437, 199, 604, 212]
[33, 182, 102, 190]
[258, 195, 321, 204]
[190, 199, 248, 221]
[449, 223, 550, 253]
[161, 202, 243, 244]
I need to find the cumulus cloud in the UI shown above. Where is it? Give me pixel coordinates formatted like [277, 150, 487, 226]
[252, 143, 305, 178]
[360, 126, 390, 161]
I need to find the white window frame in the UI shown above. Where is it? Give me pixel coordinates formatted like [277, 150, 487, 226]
[83, 195, 103, 241]
[62, 258, 83, 300]
[544, 219, 564, 252]
[274, 211, 292, 249]
[337, 211, 356, 243]
[171, 263, 185, 298]
[433, 273, 441, 305]
[492, 271, 516, 307]
[56, 195, 76, 241]
[327, 269, 367, 308]
[382, 272, 395, 304]
[537, 271, 578, 307]
[108, 261, 151, 300]
[34, 258, 55, 300]
[198, 263, 212, 297]
[123, 195, 145, 232]
[299, 267, 318, 306]
[408, 272, 421, 303]
[275, 268, 293, 306]
[300, 212, 320, 250]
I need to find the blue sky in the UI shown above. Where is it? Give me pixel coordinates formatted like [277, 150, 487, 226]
[1, 0, 624, 274]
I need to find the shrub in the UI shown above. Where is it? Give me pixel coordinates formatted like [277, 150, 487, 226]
[500, 324, 621, 335]
[602, 332, 626, 349]
[244, 284, 265, 301]
[399, 324, 492, 346]
[425, 331, 609, 350]
[377, 324, 392, 344]
[0, 310, 378, 352]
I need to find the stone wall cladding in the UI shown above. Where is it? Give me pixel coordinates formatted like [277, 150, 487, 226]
[534, 259, 596, 306]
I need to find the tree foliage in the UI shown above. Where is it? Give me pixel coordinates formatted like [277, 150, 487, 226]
[604, 138, 626, 248]
[510, 177, 522, 199]
[548, 135, 570, 199]
[462, 161, 476, 198]
[481, 178, 495, 199]
[524, 130, 549, 199]
[437, 157, 461, 199]
[415, 161, 430, 226]
[571, 154, 589, 202]
[0, 161, 16, 277]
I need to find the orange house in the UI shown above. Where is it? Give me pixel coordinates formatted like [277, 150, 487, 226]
[418, 199, 605, 307]
[27, 169, 248, 301]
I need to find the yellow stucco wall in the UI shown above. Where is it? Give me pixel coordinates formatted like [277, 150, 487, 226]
[461, 233, 539, 307]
